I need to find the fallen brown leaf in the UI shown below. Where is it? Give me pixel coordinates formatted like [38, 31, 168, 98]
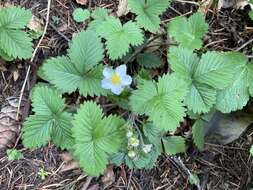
[60, 152, 80, 172]
[198, 0, 213, 14]
[117, 0, 129, 17]
[76, 0, 88, 5]
[27, 16, 44, 33]
[102, 165, 115, 189]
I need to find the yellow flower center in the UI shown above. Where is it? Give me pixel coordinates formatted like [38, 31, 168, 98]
[111, 73, 121, 85]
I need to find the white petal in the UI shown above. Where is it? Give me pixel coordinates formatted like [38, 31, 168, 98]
[111, 85, 124, 95]
[103, 67, 113, 78]
[121, 75, 132, 86]
[116, 65, 127, 76]
[101, 79, 112, 90]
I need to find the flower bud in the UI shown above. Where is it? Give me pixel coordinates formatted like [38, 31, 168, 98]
[128, 150, 136, 158]
[126, 130, 133, 138]
[129, 137, 140, 147]
[142, 144, 153, 154]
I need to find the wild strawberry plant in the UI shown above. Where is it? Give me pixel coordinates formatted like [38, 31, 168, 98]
[19, 2, 253, 177]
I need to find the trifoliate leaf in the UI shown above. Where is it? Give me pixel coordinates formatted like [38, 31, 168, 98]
[192, 119, 205, 150]
[73, 8, 90, 23]
[168, 47, 237, 114]
[163, 136, 186, 155]
[128, 0, 171, 33]
[42, 30, 106, 96]
[0, 7, 33, 60]
[130, 73, 188, 131]
[22, 86, 74, 150]
[97, 17, 144, 60]
[136, 53, 162, 68]
[168, 12, 208, 50]
[72, 101, 126, 176]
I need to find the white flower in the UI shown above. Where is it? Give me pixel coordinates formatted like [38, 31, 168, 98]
[142, 144, 153, 154]
[129, 137, 140, 147]
[101, 65, 132, 95]
[128, 150, 136, 158]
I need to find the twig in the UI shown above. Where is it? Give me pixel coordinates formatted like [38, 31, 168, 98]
[16, 0, 52, 120]
[235, 38, 253, 52]
[169, 156, 201, 190]
[49, 22, 70, 42]
[124, 34, 166, 64]
[173, 0, 199, 6]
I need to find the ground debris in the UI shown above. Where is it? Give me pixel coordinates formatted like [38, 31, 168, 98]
[0, 97, 24, 150]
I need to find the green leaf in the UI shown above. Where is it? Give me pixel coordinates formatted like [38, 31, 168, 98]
[249, 10, 253, 21]
[0, 28, 33, 59]
[31, 85, 65, 115]
[72, 101, 126, 176]
[0, 48, 14, 61]
[130, 73, 188, 131]
[216, 53, 250, 113]
[68, 30, 104, 72]
[131, 145, 160, 169]
[186, 82, 216, 114]
[168, 47, 237, 114]
[163, 136, 186, 155]
[216, 68, 249, 113]
[7, 149, 24, 161]
[97, 17, 144, 60]
[136, 53, 162, 68]
[42, 30, 106, 96]
[89, 8, 109, 30]
[248, 63, 253, 96]
[188, 173, 200, 186]
[194, 52, 236, 89]
[143, 123, 162, 145]
[168, 47, 199, 81]
[192, 119, 205, 150]
[73, 8, 90, 23]
[128, 0, 171, 33]
[22, 115, 53, 148]
[0, 7, 33, 60]
[22, 86, 74, 149]
[51, 112, 75, 149]
[250, 145, 253, 156]
[168, 12, 208, 50]
[0, 6, 32, 29]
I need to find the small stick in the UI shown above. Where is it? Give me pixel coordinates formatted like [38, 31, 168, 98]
[16, 0, 52, 120]
[235, 38, 253, 52]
